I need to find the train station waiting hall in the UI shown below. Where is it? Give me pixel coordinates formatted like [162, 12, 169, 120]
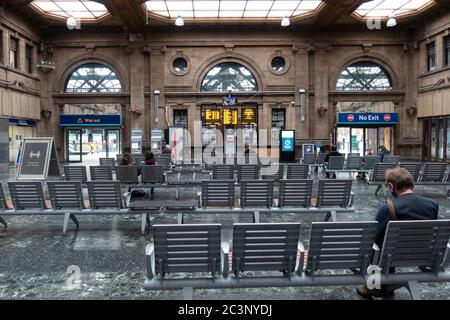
[0, 0, 450, 304]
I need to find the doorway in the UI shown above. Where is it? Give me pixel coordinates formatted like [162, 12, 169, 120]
[66, 128, 121, 164]
[336, 127, 393, 156]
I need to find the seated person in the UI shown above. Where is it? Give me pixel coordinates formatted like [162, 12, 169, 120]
[357, 167, 439, 299]
[144, 151, 156, 165]
[119, 153, 134, 166]
[324, 145, 342, 179]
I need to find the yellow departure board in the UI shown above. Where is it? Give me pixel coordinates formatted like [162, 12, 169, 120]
[204, 109, 221, 125]
[241, 108, 256, 124]
[223, 108, 238, 125]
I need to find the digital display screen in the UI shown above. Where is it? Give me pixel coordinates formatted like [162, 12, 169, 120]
[241, 108, 256, 124]
[204, 109, 221, 125]
[281, 130, 295, 152]
[223, 109, 238, 125]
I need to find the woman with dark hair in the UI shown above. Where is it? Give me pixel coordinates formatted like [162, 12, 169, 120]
[144, 151, 156, 165]
[119, 153, 134, 166]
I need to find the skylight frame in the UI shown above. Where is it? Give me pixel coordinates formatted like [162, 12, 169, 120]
[353, 0, 436, 19]
[30, 0, 110, 21]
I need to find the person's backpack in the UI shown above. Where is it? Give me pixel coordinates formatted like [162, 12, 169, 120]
[130, 190, 148, 201]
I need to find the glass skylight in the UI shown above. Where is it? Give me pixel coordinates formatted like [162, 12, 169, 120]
[145, 0, 323, 19]
[30, 0, 109, 20]
[354, 0, 435, 18]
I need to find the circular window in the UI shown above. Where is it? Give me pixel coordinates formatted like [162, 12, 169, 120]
[271, 57, 286, 72]
[173, 57, 187, 72]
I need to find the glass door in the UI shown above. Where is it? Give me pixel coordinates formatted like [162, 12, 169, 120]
[365, 128, 378, 155]
[106, 129, 120, 159]
[350, 128, 364, 156]
[67, 129, 82, 162]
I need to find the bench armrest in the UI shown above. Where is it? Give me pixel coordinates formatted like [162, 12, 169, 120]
[145, 243, 156, 279]
[348, 191, 354, 208]
[221, 242, 230, 278]
[372, 243, 380, 265]
[197, 191, 202, 208]
[442, 243, 450, 270]
[295, 241, 305, 276]
[123, 192, 131, 208]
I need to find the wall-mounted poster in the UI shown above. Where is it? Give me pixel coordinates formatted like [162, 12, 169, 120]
[17, 137, 60, 180]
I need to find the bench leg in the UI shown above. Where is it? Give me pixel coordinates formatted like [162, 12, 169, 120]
[141, 214, 147, 235]
[253, 211, 260, 223]
[63, 213, 70, 235]
[406, 280, 422, 300]
[0, 216, 7, 228]
[183, 286, 193, 300]
[177, 213, 184, 224]
[375, 184, 382, 196]
[331, 210, 337, 222]
[447, 189, 450, 197]
[70, 214, 79, 228]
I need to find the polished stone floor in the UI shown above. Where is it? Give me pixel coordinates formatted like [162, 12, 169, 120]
[0, 167, 449, 300]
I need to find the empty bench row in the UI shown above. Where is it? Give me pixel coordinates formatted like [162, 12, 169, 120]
[0, 180, 355, 234]
[144, 220, 450, 300]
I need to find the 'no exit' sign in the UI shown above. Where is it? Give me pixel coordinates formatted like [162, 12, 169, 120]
[338, 113, 398, 124]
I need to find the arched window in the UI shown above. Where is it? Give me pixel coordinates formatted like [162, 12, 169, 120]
[65, 63, 122, 93]
[201, 62, 257, 92]
[336, 62, 392, 91]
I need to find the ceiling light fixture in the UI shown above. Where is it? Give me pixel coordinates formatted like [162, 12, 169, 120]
[67, 15, 77, 29]
[175, 15, 184, 27]
[386, 14, 397, 27]
[281, 16, 290, 27]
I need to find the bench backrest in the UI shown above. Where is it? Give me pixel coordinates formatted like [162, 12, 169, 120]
[379, 220, 450, 273]
[286, 164, 310, 180]
[201, 180, 235, 208]
[87, 181, 122, 209]
[363, 156, 381, 170]
[141, 165, 165, 184]
[370, 163, 397, 182]
[421, 163, 448, 182]
[383, 156, 400, 164]
[232, 223, 301, 276]
[307, 221, 378, 275]
[212, 164, 235, 180]
[90, 166, 113, 180]
[399, 163, 422, 182]
[278, 179, 313, 208]
[317, 153, 327, 164]
[237, 164, 260, 182]
[0, 183, 8, 210]
[64, 166, 87, 183]
[327, 156, 345, 170]
[302, 154, 315, 165]
[99, 158, 115, 168]
[132, 155, 145, 166]
[8, 182, 46, 210]
[316, 180, 352, 208]
[261, 164, 284, 181]
[348, 153, 361, 157]
[346, 156, 362, 170]
[47, 181, 84, 209]
[116, 165, 139, 184]
[155, 156, 171, 171]
[240, 180, 274, 208]
[152, 224, 222, 277]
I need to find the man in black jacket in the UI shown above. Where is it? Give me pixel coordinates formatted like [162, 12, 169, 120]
[357, 167, 439, 299]
[324, 145, 342, 178]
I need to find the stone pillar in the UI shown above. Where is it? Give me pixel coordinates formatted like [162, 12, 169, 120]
[293, 45, 310, 141]
[312, 45, 332, 142]
[149, 47, 165, 133]
[1, 29, 8, 66]
[18, 36, 26, 72]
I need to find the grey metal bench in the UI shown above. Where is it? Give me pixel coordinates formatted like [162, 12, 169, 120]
[145, 223, 225, 298]
[116, 165, 139, 185]
[155, 156, 172, 171]
[383, 156, 400, 164]
[399, 163, 422, 182]
[414, 163, 450, 196]
[141, 165, 165, 184]
[368, 163, 398, 195]
[324, 156, 345, 178]
[9, 181, 47, 211]
[99, 157, 116, 168]
[345, 156, 363, 170]
[286, 164, 310, 180]
[375, 220, 450, 299]
[240, 180, 274, 222]
[0, 183, 8, 228]
[90, 166, 113, 180]
[261, 163, 284, 181]
[317, 180, 353, 221]
[278, 179, 313, 208]
[212, 164, 234, 180]
[87, 180, 123, 209]
[237, 164, 260, 182]
[64, 166, 87, 183]
[363, 156, 382, 170]
[302, 154, 316, 165]
[47, 181, 82, 233]
[201, 180, 235, 208]
[306, 221, 378, 276]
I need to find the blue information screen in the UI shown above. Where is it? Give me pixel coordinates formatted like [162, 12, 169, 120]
[281, 130, 294, 152]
